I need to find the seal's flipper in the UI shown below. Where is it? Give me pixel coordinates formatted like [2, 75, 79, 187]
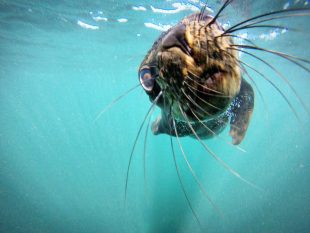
[151, 112, 174, 136]
[229, 78, 254, 145]
[151, 116, 162, 135]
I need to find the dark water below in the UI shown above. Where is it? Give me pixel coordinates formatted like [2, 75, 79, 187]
[0, 1, 309, 233]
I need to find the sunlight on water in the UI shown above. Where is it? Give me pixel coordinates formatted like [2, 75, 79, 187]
[0, 1, 309, 233]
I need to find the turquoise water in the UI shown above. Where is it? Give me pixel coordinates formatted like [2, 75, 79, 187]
[1, 1, 309, 233]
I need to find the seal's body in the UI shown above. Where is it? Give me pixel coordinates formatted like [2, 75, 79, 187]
[139, 13, 254, 145]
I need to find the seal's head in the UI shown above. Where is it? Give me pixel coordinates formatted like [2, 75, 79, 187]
[139, 13, 241, 122]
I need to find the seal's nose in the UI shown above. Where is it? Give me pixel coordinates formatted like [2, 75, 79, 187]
[161, 24, 192, 56]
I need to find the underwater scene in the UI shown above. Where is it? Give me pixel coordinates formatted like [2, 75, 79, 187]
[0, 0, 309, 233]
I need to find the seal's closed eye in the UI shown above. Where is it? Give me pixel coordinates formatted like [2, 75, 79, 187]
[139, 67, 155, 92]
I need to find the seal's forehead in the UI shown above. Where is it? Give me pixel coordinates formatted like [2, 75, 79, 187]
[182, 13, 214, 24]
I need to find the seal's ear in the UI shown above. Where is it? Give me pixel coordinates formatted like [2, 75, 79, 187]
[139, 67, 154, 92]
[161, 24, 192, 56]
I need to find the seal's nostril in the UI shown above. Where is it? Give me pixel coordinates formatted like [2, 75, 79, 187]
[161, 24, 191, 56]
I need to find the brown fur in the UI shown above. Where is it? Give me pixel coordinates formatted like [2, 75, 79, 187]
[139, 12, 254, 144]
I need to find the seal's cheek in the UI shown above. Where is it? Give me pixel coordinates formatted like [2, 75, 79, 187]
[139, 68, 154, 92]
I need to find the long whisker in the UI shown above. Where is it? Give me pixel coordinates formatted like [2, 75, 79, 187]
[94, 83, 141, 122]
[203, 46, 268, 132]
[172, 117, 224, 216]
[178, 103, 262, 191]
[166, 106, 203, 229]
[232, 47, 309, 115]
[225, 13, 310, 34]
[241, 66, 273, 147]
[186, 84, 223, 111]
[186, 102, 246, 153]
[214, 44, 300, 119]
[181, 88, 212, 117]
[232, 44, 310, 64]
[217, 46, 269, 122]
[238, 60, 301, 122]
[199, 4, 206, 22]
[225, 13, 310, 37]
[231, 44, 310, 72]
[207, 0, 234, 26]
[241, 65, 269, 122]
[215, 34, 258, 47]
[184, 79, 232, 98]
[226, 24, 297, 34]
[186, 70, 226, 95]
[181, 87, 242, 132]
[124, 91, 163, 203]
[169, 133, 203, 229]
[225, 8, 310, 34]
[143, 103, 156, 198]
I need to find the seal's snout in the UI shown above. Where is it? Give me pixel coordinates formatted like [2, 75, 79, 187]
[161, 23, 192, 56]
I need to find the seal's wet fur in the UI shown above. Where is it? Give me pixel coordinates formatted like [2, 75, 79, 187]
[139, 13, 254, 145]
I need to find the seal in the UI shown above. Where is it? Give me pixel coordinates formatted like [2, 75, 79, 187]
[121, 2, 310, 227]
[139, 13, 254, 145]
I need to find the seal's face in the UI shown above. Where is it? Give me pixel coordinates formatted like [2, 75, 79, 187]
[139, 13, 241, 122]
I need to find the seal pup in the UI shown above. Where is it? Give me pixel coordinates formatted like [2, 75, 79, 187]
[139, 13, 254, 145]
[128, 1, 310, 227]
